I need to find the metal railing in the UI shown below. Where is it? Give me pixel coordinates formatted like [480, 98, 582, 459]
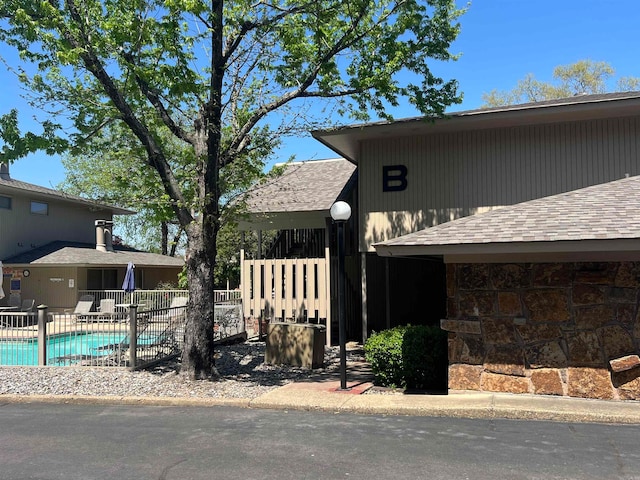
[0, 299, 245, 368]
[0, 312, 40, 365]
[78, 289, 241, 311]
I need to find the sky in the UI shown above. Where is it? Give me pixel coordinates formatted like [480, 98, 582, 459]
[2, 0, 640, 188]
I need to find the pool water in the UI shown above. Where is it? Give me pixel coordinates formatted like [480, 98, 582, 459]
[0, 332, 128, 366]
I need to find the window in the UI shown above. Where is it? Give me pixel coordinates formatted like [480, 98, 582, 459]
[87, 269, 118, 290]
[0, 195, 11, 209]
[30, 201, 48, 215]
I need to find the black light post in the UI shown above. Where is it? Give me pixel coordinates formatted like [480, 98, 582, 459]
[330, 201, 351, 390]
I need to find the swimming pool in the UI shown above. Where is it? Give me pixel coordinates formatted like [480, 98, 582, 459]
[0, 332, 128, 366]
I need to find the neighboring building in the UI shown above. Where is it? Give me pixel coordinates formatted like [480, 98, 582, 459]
[243, 91, 640, 400]
[0, 163, 183, 311]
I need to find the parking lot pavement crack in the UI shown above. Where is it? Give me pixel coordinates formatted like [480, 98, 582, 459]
[158, 458, 187, 480]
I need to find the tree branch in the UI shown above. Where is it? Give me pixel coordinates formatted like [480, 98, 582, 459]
[221, 3, 370, 165]
[223, 5, 305, 62]
[60, 0, 194, 227]
[119, 50, 196, 146]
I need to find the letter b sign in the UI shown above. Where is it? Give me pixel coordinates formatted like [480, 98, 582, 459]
[382, 165, 408, 192]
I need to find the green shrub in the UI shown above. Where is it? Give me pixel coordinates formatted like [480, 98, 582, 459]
[401, 325, 448, 391]
[363, 326, 405, 388]
[364, 325, 448, 391]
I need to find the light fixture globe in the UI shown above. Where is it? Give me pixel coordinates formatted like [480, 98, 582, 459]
[330, 201, 351, 221]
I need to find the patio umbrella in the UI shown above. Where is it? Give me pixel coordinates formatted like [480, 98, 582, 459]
[0, 261, 4, 300]
[122, 261, 135, 304]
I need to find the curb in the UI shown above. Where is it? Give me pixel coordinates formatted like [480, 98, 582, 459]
[0, 394, 252, 408]
[2, 390, 640, 425]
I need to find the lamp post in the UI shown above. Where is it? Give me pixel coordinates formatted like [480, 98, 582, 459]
[330, 201, 351, 390]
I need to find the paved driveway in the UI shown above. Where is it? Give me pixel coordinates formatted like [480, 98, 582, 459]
[1, 403, 639, 479]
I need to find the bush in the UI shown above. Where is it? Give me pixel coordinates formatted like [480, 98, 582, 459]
[401, 325, 448, 391]
[363, 326, 405, 388]
[364, 325, 448, 391]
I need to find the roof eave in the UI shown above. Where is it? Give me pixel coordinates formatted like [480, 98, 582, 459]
[313, 94, 640, 164]
[238, 210, 330, 231]
[374, 238, 640, 263]
[0, 183, 135, 215]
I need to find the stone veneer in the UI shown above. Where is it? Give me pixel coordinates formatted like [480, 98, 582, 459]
[442, 262, 640, 400]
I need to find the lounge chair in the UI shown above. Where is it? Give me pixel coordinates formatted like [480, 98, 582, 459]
[78, 298, 125, 322]
[93, 296, 188, 365]
[70, 295, 94, 321]
[8, 293, 21, 309]
[20, 299, 35, 312]
[98, 299, 119, 319]
[90, 298, 124, 322]
[147, 296, 188, 323]
[0, 298, 36, 327]
[169, 296, 188, 309]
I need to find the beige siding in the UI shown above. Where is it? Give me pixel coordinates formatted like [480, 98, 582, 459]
[2, 266, 182, 312]
[0, 193, 107, 259]
[19, 267, 79, 311]
[360, 116, 640, 251]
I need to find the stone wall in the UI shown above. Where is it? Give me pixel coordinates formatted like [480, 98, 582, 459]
[442, 262, 640, 400]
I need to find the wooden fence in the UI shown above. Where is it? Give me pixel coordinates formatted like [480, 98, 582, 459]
[241, 258, 331, 327]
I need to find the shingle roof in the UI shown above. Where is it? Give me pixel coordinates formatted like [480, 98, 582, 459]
[375, 175, 640, 251]
[2, 241, 184, 267]
[0, 173, 133, 215]
[448, 91, 640, 117]
[243, 158, 356, 214]
[321, 91, 640, 134]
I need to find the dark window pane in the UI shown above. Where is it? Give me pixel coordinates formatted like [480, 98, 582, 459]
[30, 201, 48, 215]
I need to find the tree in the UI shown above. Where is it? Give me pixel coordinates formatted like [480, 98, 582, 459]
[60, 124, 192, 256]
[0, 0, 464, 379]
[0, 109, 67, 161]
[482, 60, 640, 108]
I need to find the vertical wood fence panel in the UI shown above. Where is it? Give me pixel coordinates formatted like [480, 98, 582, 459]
[242, 258, 330, 326]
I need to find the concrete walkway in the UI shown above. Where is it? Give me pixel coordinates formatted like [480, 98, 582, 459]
[248, 361, 640, 425]
[4, 359, 640, 424]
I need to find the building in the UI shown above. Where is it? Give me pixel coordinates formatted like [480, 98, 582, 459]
[239, 158, 358, 343]
[242, 91, 640, 400]
[0, 163, 183, 311]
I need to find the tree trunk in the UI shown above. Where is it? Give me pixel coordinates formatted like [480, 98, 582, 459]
[182, 220, 218, 379]
[177, 0, 225, 380]
[161, 221, 168, 256]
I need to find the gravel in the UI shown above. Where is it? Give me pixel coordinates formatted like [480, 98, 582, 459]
[0, 340, 367, 400]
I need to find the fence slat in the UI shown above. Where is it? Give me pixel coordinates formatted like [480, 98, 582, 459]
[241, 258, 330, 324]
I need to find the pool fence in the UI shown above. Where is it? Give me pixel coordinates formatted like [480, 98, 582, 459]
[0, 295, 245, 368]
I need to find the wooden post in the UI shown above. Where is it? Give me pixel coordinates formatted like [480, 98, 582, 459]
[361, 252, 368, 344]
[240, 241, 246, 332]
[324, 218, 332, 346]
